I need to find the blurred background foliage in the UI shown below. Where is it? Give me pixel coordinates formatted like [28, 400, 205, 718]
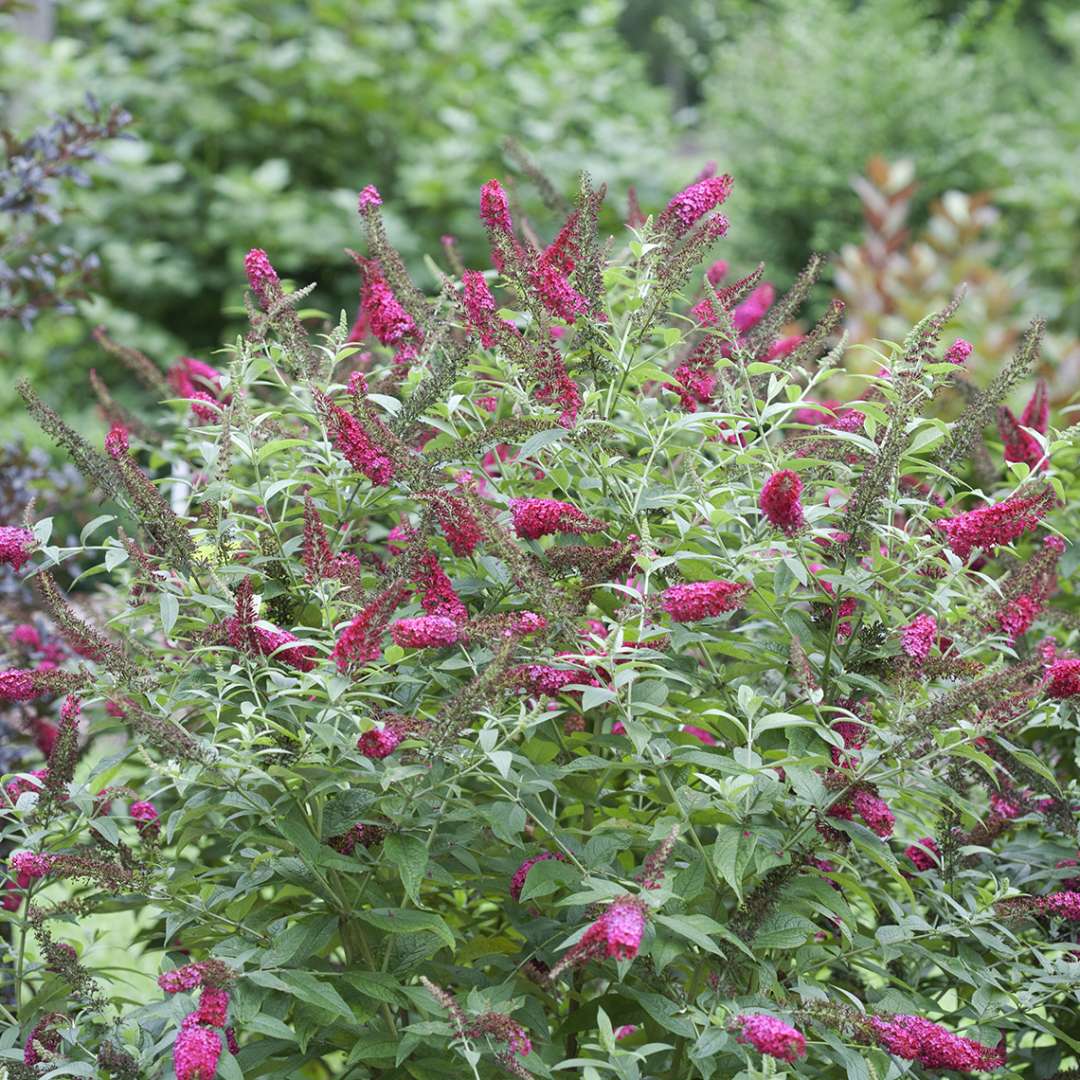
[1, 0, 1078, 434]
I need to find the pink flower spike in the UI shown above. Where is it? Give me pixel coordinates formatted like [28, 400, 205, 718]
[852, 790, 895, 838]
[901, 614, 937, 663]
[10, 850, 51, 888]
[0, 668, 39, 702]
[1045, 658, 1080, 699]
[735, 1015, 807, 1063]
[944, 338, 973, 365]
[196, 986, 230, 1027]
[509, 498, 605, 540]
[173, 1018, 222, 1080]
[1020, 379, 1049, 433]
[760, 469, 805, 535]
[0, 526, 35, 571]
[681, 725, 717, 745]
[357, 725, 404, 760]
[130, 801, 160, 836]
[936, 489, 1057, 559]
[660, 580, 749, 623]
[390, 615, 461, 649]
[158, 962, 205, 994]
[357, 184, 382, 210]
[904, 837, 940, 871]
[244, 248, 279, 308]
[509, 851, 566, 901]
[1039, 891, 1080, 919]
[660, 174, 734, 235]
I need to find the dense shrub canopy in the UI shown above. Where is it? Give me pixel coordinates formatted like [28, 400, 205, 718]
[1, 166, 1079, 1080]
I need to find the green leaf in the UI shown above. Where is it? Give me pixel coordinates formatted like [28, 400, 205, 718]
[355, 908, 455, 951]
[384, 834, 428, 904]
[712, 826, 756, 901]
[656, 913, 725, 955]
[518, 856, 580, 902]
[159, 592, 179, 636]
[321, 788, 377, 839]
[277, 971, 354, 1020]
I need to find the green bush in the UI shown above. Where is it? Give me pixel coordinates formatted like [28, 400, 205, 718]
[701, 0, 1080, 328]
[3, 167, 1080, 1078]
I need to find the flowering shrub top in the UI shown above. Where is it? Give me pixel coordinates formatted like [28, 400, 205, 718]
[1, 163, 1079, 1079]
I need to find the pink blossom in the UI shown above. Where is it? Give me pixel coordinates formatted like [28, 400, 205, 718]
[5, 769, 47, 802]
[660, 580, 749, 622]
[357, 726, 404, 760]
[904, 837, 940, 871]
[11, 623, 42, 650]
[505, 611, 547, 637]
[706, 260, 728, 285]
[615, 1024, 638, 1040]
[324, 401, 395, 486]
[510, 663, 597, 697]
[462, 270, 501, 347]
[943, 338, 973, 365]
[1021, 379, 1049, 433]
[196, 987, 230, 1027]
[168, 357, 228, 421]
[0, 526, 35, 571]
[0, 668, 38, 702]
[937, 490, 1057, 558]
[765, 335, 803, 362]
[852, 790, 895, 838]
[733, 283, 774, 333]
[10, 850, 51, 888]
[759, 470, 805, 534]
[429, 490, 484, 556]
[735, 1015, 807, 1063]
[868, 1014, 1004, 1072]
[509, 498, 604, 540]
[901, 614, 937, 663]
[551, 896, 648, 979]
[244, 248, 279, 307]
[174, 1017, 222, 1080]
[1045, 658, 1080, 700]
[23, 1015, 62, 1066]
[997, 406, 1045, 471]
[681, 725, 717, 745]
[1040, 891, 1080, 919]
[331, 583, 408, 670]
[247, 625, 317, 672]
[660, 174, 733, 235]
[509, 851, 566, 901]
[989, 791, 1022, 820]
[130, 801, 160, 836]
[414, 550, 467, 623]
[104, 422, 130, 458]
[34, 719, 59, 757]
[357, 184, 382, 209]
[159, 963, 206, 994]
[480, 179, 514, 235]
[390, 615, 461, 649]
[357, 259, 419, 348]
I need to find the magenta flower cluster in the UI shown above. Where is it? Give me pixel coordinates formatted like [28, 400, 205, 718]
[735, 1014, 807, 1063]
[659, 580, 749, 623]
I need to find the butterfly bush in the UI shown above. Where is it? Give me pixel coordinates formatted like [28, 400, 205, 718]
[1, 158, 1078, 1080]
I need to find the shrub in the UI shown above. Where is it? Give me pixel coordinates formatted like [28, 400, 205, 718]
[702, 0, 1080, 330]
[2, 165, 1079, 1079]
